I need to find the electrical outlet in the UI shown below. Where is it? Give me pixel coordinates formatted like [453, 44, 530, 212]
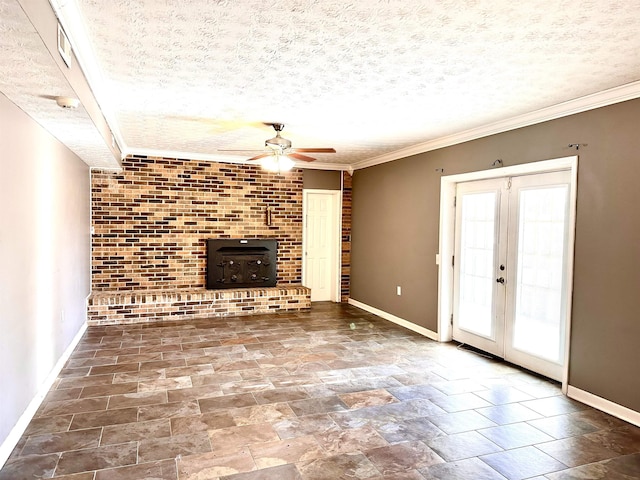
[396, 286, 402, 296]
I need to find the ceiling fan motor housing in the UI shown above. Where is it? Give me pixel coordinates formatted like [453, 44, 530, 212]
[265, 132, 292, 150]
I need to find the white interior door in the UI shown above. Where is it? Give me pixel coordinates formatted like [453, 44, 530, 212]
[452, 171, 572, 380]
[303, 190, 340, 302]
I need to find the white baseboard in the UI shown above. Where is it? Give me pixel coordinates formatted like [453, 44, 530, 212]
[567, 385, 640, 427]
[0, 322, 88, 468]
[348, 298, 439, 341]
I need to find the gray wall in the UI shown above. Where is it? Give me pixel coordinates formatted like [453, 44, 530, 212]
[351, 98, 640, 412]
[303, 169, 341, 190]
[0, 94, 90, 452]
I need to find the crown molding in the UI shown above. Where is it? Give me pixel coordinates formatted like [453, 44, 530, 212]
[124, 148, 348, 171]
[352, 80, 640, 171]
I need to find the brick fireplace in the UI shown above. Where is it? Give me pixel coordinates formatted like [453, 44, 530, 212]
[88, 155, 312, 325]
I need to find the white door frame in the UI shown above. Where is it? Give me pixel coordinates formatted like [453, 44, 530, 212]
[302, 189, 342, 302]
[437, 156, 578, 392]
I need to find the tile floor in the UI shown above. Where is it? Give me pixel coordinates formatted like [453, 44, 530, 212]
[2, 302, 639, 479]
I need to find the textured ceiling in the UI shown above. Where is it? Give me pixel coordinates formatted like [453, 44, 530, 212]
[0, 0, 115, 168]
[6, 0, 640, 170]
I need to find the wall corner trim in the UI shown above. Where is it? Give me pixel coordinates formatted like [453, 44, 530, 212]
[567, 385, 640, 428]
[0, 322, 88, 468]
[348, 298, 438, 341]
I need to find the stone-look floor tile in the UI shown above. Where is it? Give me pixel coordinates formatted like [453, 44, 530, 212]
[249, 435, 325, 468]
[375, 417, 445, 444]
[545, 453, 640, 480]
[527, 415, 602, 439]
[43, 388, 83, 403]
[69, 407, 138, 430]
[113, 370, 165, 384]
[513, 382, 562, 399]
[386, 385, 446, 402]
[315, 425, 388, 455]
[139, 359, 187, 371]
[57, 374, 115, 390]
[288, 396, 348, 416]
[24, 415, 73, 436]
[107, 391, 167, 409]
[252, 387, 310, 404]
[138, 431, 212, 463]
[138, 400, 201, 421]
[474, 385, 535, 405]
[171, 411, 236, 434]
[338, 389, 398, 409]
[536, 436, 620, 467]
[426, 431, 502, 461]
[94, 459, 177, 480]
[476, 403, 542, 425]
[478, 422, 554, 449]
[89, 362, 139, 375]
[270, 374, 318, 388]
[365, 441, 444, 475]
[138, 376, 193, 392]
[429, 392, 492, 413]
[7, 304, 640, 480]
[428, 410, 497, 434]
[0, 453, 60, 480]
[199, 393, 257, 413]
[584, 425, 640, 455]
[55, 442, 137, 476]
[480, 446, 567, 480]
[101, 418, 171, 445]
[190, 372, 243, 387]
[296, 452, 381, 480]
[177, 447, 256, 479]
[520, 396, 587, 416]
[51, 472, 96, 480]
[209, 423, 280, 451]
[273, 414, 340, 440]
[220, 463, 303, 480]
[420, 457, 507, 480]
[378, 398, 446, 420]
[22, 428, 102, 455]
[167, 385, 224, 402]
[79, 382, 138, 398]
[164, 364, 215, 378]
[231, 402, 297, 426]
[220, 379, 275, 395]
[430, 379, 487, 396]
[39, 397, 109, 417]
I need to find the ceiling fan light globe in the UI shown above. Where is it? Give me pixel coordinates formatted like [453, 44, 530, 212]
[278, 156, 295, 171]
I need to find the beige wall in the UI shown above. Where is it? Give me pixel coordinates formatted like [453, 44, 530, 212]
[351, 98, 640, 412]
[0, 94, 90, 454]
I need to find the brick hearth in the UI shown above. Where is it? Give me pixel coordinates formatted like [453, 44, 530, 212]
[87, 286, 311, 326]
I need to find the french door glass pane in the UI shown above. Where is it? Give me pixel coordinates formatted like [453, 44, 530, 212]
[512, 186, 568, 362]
[458, 192, 496, 338]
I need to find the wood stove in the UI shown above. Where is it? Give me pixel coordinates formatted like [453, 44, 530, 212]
[206, 239, 277, 289]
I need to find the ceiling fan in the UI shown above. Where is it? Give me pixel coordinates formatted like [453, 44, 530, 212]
[219, 123, 336, 170]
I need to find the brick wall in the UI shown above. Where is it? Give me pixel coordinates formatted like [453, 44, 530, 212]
[91, 155, 303, 291]
[341, 171, 352, 302]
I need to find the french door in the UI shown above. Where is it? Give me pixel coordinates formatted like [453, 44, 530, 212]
[452, 170, 571, 380]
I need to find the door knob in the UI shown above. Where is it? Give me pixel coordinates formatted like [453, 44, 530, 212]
[496, 277, 505, 284]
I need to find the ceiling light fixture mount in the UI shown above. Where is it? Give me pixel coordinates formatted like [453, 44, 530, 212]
[55, 96, 80, 109]
[264, 123, 292, 150]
